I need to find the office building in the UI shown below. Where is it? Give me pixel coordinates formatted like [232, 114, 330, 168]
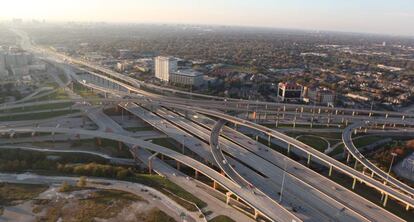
[170, 69, 204, 87]
[155, 56, 177, 82]
[304, 87, 336, 106]
[277, 82, 303, 101]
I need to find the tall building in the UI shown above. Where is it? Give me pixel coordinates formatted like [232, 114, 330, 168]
[277, 82, 303, 101]
[170, 69, 204, 87]
[304, 87, 336, 106]
[155, 56, 177, 82]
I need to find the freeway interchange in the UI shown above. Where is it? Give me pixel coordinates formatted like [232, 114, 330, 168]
[1, 28, 414, 222]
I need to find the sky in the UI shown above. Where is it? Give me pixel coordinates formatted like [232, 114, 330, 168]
[1, 0, 414, 36]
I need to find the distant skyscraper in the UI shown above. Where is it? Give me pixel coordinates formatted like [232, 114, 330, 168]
[155, 56, 177, 82]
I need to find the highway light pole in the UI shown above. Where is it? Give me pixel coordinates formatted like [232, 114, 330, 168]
[385, 152, 397, 185]
[279, 158, 288, 203]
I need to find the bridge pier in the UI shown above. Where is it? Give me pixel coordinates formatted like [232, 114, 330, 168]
[287, 144, 291, 155]
[346, 152, 351, 164]
[213, 181, 218, 190]
[176, 161, 181, 170]
[268, 135, 271, 146]
[226, 192, 232, 205]
[96, 137, 102, 146]
[148, 159, 153, 175]
[328, 165, 333, 177]
[354, 160, 358, 169]
[406, 204, 410, 211]
[383, 194, 389, 207]
[307, 153, 311, 166]
[254, 209, 260, 220]
[194, 170, 199, 179]
[352, 177, 357, 190]
[118, 141, 123, 151]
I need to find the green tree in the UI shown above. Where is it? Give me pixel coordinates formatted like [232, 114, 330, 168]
[59, 181, 71, 192]
[77, 176, 87, 187]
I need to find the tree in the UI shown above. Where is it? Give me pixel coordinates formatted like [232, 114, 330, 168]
[77, 176, 87, 187]
[59, 181, 71, 192]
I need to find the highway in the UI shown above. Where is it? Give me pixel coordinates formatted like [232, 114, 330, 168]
[188, 112, 405, 222]
[137, 104, 380, 221]
[5, 27, 414, 221]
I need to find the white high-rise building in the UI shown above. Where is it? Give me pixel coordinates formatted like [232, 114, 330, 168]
[155, 56, 177, 82]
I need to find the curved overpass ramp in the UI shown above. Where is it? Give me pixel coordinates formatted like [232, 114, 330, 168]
[343, 121, 414, 197]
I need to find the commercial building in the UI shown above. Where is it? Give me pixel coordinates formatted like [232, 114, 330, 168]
[304, 87, 336, 106]
[155, 56, 177, 82]
[170, 69, 204, 87]
[277, 82, 303, 101]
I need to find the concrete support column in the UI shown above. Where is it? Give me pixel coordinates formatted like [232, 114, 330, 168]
[354, 160, 358, 169]
[383, 194, 389, 207]
[118, 141, 123, 151]
[148, 159, 153, 175]
[300, 106, 304, 117]
[328, 165, 333, 177]
[176, 161, 181, 170]
[385, 113, 389, 119]
[268, 135, 271, 147]
[352, 178, 357, 190]
[254, 210, 259, 220]
[213, 181, 218, 190]
[346, 152, 351, 164]
[406, 204, 410, 211]
[287, 144, 291, 155]
[310, 117, 314, 128]
[226, 192, 232, 205]
[195, 170, 199, 179]
[255, 135, 259, 141]
[96, 138, 102, 146]
[307, 153, 311, 166]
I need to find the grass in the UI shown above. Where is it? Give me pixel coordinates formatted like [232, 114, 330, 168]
[209, 215, 236, 222]
[33, 88, 70, 101]
[73, 82, 101, 100]
[0, 102, 73, 114]
[66, 138, 133, 158]
[0, 110, 79, 121]
[297, 136, 328, 152]
[149, 138, 183, 153]
[353, 136, 383, 149]
[0, 183, 48, 206]
[130, 174, 207, 211]
[141, 208, 177, 222]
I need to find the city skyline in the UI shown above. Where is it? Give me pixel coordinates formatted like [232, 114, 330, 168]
[1, 0, 414, 36]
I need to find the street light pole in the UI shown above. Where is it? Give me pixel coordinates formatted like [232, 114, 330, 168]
[279, 158, 288, 203]
[385, 152, 397, 185]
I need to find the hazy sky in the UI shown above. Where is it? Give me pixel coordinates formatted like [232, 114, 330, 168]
[1, 0, 414, 36]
